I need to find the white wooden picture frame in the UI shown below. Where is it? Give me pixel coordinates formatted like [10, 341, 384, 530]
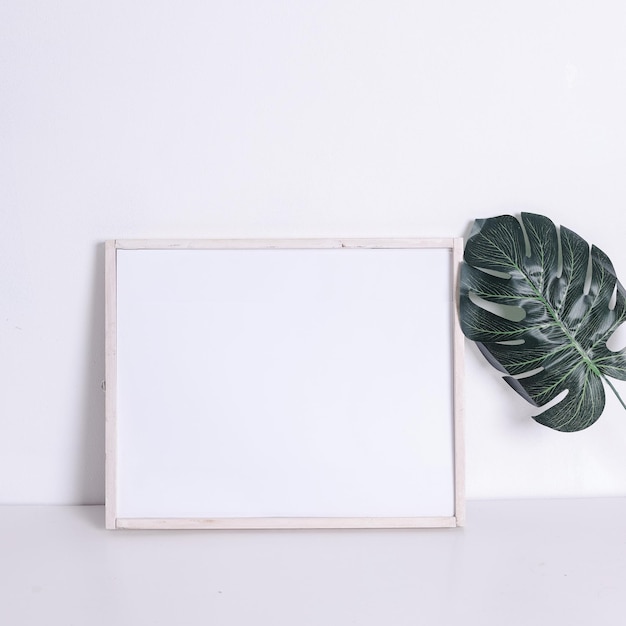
[105, 238, 465, 529]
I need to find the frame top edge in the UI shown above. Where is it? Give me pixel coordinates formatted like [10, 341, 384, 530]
[111, 237, 460, 250]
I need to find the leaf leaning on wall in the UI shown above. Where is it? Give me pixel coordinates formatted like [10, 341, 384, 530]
[460, 212, 626, 432]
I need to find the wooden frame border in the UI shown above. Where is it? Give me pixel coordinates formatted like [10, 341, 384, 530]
[105, 238, 465, 529]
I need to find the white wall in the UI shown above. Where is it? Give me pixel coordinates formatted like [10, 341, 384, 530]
[3, 1, 626, 504]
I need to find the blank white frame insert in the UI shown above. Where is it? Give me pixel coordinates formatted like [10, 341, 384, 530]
[105, 239, 465, 529]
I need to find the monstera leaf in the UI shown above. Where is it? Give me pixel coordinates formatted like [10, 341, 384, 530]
[460, 213, 626, 432]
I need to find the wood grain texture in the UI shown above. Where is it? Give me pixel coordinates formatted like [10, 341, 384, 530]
[452, 237, 466, 526]
[116, 516, 459, 530]
[104, 241, 118, 530]
[114, 238, 455, 250]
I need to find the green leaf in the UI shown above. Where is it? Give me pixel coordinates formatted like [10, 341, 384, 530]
[460, 213, 626, 432]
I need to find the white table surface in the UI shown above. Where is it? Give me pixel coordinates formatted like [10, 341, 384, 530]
[1, 499, 625, 625]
